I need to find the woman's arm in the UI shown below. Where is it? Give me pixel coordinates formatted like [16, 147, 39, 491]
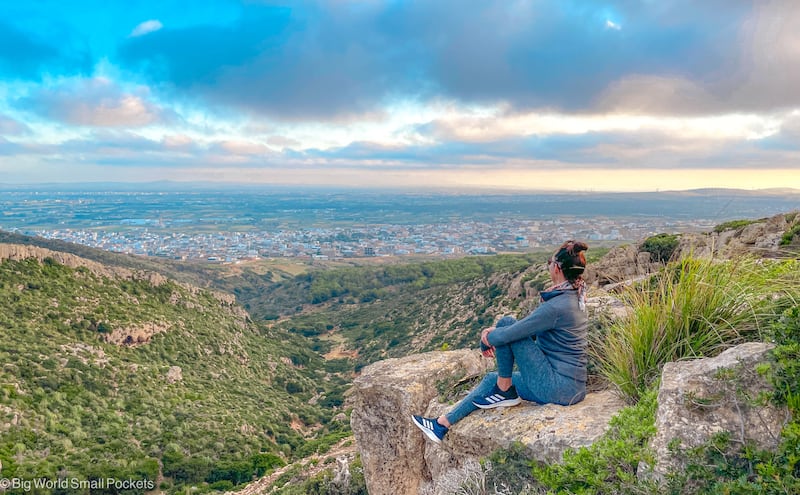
[486, 302, 558, 347]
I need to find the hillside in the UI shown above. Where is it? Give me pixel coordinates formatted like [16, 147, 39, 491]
[0, 246, 351, 494]
[1, 210, 796, 493]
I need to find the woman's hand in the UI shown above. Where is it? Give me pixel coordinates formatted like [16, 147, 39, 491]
[480, 327, 495, 358]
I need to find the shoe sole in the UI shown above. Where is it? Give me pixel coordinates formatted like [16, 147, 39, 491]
[473, 397, 522, 409]
[411, 415, 442, 444]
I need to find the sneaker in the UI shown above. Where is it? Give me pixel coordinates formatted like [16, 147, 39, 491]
[411, 415, 448, 444]
[472, 384, 522, 409]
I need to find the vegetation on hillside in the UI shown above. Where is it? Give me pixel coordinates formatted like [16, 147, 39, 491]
[0, 257, 350, 494]
[273, 253, 552, 370]
[713, 219, 759, 233]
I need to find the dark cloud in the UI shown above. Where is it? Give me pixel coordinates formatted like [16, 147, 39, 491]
[0, 21, 92, 79]
[117, 2, 430, 120]
[113, 0, 766, 119]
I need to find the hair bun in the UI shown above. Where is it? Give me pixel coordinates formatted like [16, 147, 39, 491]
[567, 241, 589, 255]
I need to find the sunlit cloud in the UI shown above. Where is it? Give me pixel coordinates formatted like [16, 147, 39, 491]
[16, 77, 166, 127]
[130, 19, 163, 37]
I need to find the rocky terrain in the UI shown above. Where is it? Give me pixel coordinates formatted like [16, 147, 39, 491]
[347, 211, 799, 494]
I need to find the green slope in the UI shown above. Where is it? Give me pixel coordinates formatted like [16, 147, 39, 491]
[0, 256, 349, 494]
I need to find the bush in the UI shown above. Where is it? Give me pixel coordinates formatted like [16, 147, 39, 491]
[780, 224, 800, 246]
[640, 233, 679, 263]
[593, 257, 798, 402]
[532, 389, 658, 493]
[713, 219, 758, 233]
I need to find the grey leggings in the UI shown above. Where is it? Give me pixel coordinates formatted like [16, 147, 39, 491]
[445, 316, 585, 426]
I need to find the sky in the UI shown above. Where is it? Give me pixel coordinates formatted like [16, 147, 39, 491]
[1, 0, 800, 191]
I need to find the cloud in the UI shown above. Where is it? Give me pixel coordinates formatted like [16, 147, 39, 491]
[212, 139, 272, 156]
[754, 111, 800, 150]
[111, 0, 772, 120]
[0, 115, 31, 135]
[162, 134, 197, 151]
[17, 78, 167, 127]
[596, 75, 720, 114]
[0, 136, 22, 156]
[0, 21, 92, 79]
[725, 0, 800, 112]
[130, 19, 163, 37]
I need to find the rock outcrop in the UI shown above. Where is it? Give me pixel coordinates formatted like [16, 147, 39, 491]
[586, 244, 661, 287]
[422, 390, 625, 493]
[349, 350, 492, 495]
[350, 350, 625, 495]
[586, 212, 799, 288]
[678, 212, 796, 259]
[649, 342, 789, 480]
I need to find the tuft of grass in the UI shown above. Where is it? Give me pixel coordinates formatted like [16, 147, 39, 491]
[593, 256, 799, 402]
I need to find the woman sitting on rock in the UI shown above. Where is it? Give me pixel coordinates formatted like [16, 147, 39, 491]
[412, 240, 590, 444]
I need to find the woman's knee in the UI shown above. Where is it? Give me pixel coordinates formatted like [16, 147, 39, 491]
[496, 315, 517, 328]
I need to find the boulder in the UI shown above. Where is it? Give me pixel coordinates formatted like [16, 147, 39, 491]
[349, 350, 625, 495]
[586, 244, 661, 287]
[649, 342, 790, 480]
[423, 389, 625, 488]
[349, 349, 492, 495]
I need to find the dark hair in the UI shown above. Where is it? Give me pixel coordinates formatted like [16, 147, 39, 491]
[553, 240, 589, 283]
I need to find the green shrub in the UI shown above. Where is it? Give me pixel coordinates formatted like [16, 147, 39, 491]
[640, 233, 679, 263]
[713, 219, 758, 233]
[209, 479, 234, 491]
[532, 389, 658, 493]
[780, 224, 800, 246]
[593, 257, 798, 402]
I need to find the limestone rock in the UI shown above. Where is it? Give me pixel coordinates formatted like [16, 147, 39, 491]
[104, 321, 173, 346]
[585, 294, 629, 321]
[423, 390, 625, 487]
[586, 212, 798, 287]
[349, 349, 492, 495]
[586, 244, 661, 286]
[650, 342, 789, 480]
[349, 350, 625, 495]
[677, 212, 794, 259]
[165, 366, 183, 384]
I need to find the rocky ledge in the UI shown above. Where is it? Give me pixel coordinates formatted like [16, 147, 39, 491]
[350, 343, 788, 495]
[349, 349, 625, 495]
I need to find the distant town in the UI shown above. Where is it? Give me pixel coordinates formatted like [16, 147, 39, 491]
[13, 217, 714, 262]
[3, 187, 797, 263]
